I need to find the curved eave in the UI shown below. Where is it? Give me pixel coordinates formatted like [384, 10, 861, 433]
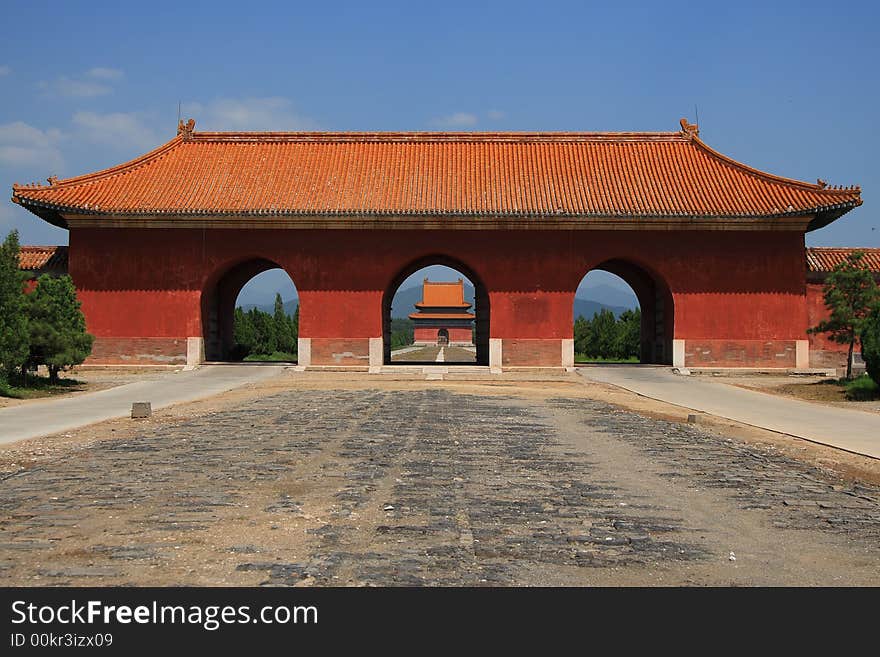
[11, 196, 69, 229]
[17, 202, 862, 228]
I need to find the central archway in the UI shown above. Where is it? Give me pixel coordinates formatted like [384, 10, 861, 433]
[383, 255, 489, 365]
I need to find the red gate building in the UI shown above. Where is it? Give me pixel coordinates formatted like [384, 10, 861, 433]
[11, 118, 863, 372]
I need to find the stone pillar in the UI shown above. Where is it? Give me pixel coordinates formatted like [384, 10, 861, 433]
[369, 337, 383, 372]
[489, 338, 503, 373]
[561, 338, 575, 370]
[297, 337, 311, 367]
[186, 337, 205, 368]
[672, 339, 686, 368]
[796, 340, 809, 369]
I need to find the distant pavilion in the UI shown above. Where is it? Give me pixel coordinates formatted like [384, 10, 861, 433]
[409, 279, 475, 346]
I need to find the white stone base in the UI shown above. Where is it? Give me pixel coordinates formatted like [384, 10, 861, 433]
[297, 337, 311, 367]
[796, 340, 809, 369]
[185, 337, 204, 370]
[561, 338, 574, 370]
[369, 337, 383, 372]
[489, 338, 503, 373]
[672, 339, 686, 368]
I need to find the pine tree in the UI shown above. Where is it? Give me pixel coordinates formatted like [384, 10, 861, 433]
[233, 306, 256, 358]
[249, 307, 277, 356]
[292, 304, 299, 353]
[0, 230, 29, 381]
[592, 309, 617, 359]
[573, 315, 590, 357]
[808, 251, 879, 379]
[273, 293, 295, 353]
[616, 308, 641, 360]
[25, 274, 93, 382]
[861, 304, 880, 386]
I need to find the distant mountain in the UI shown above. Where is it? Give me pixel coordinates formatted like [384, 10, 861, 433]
[573, 299, 631, 320]
[577, 282, 638, 309]
[238, 299, 298, 317]
[238, 283, 635, 320]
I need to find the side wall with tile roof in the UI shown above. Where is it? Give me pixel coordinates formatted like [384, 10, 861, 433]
[68, 226, 810, 368]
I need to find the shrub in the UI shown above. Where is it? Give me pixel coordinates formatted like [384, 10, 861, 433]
[844, 375, 880, 401]
[860, 305, 880, 386]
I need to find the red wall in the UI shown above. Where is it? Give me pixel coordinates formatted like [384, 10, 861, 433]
[805, 281, 850, 370]
[69, 227, 810, 367]
[414, 327, 473, 343]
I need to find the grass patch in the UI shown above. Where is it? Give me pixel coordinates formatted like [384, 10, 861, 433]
[575, 355, 640, 364]
[845, 376, 880, 401]
[0, 373, 86, 399]
[242, 351, 297, 362]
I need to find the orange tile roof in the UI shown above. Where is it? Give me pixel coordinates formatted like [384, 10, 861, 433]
[18, 245, 68, 271]
[805, 247, 880, 273]
[12, 119, 861, 231]
[408, 312, 476, 320]
[416, 279, 471, 309]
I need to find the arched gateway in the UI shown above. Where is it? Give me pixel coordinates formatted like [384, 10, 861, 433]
[11, 119, 862, 371]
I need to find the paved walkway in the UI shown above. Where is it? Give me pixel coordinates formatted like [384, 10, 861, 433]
[0, 364, 287, 445]
[578, 365, 880, 459]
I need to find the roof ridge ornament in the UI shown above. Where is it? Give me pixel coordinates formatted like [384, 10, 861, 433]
[47, 175, 58, 186]
[177, 118, 196, 140]
[679, 118, 699, 138]
[816, 179, 827, 189]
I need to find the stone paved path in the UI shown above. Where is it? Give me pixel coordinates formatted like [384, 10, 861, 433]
[579, 365, 880, 459]
[0, 365, 287, 445]
[1, 386, 878, 586]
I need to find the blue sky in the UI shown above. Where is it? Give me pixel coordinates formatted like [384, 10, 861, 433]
[2, 0, 877, 304]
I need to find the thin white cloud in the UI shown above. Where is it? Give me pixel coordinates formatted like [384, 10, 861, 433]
[0, 121, 64, 171]
[39, 76, 110, 98]
[87, 67, 124, 80]
[38, 67, 124, 98]
[72, 111, 159, 151]
[181, 97, 318, 131]
[0, 65, 10, 77]
[487, 110, 505, 121]
[429, 112, 478, 128]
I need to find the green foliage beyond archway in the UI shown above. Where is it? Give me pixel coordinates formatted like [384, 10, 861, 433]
[574, 308, 641, 362]
[232, 293, 298, 361]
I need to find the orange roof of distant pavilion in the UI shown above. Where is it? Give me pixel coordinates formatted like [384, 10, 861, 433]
[18, 245, 68, 271]
[410, 279, 475, 321]
[416, 279, 472, 309]
[806, 247, 880, 274]
[11, 118, 861, 232]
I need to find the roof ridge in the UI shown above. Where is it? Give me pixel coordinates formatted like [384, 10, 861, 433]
[190, 130, 689, 143]
[806, 246, 880, 250]
[12, 136, 183, 192]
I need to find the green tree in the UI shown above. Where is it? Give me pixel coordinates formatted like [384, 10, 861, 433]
[233, 306, 256, 358]
[573, 315, 591, 356]
[615, 308, 641, 360]
[25, 274, 93, 383]
[0, 230, 29, 381]
[592, 309, 618, 359]
[249, 307, 277, 355]
[808, 251, 879, 379]
[861, 303, 880, 386]
[273, 293, 296, 353]
[291, 303, 299, 348]
[390, 318, 414, 349]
